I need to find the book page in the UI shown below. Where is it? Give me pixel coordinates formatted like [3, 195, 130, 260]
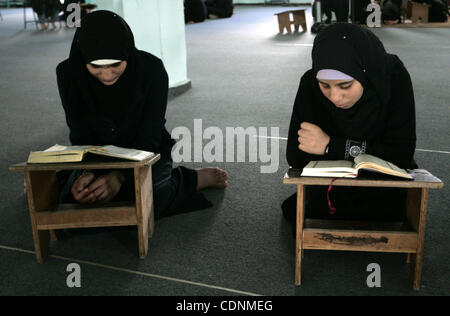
[42, 144, 95, 153]
[354, 154, 392, 168]
[28, 144, 98, 164]
[303, 160, 355, 172]
[43, 144, 68, 152]
[355, 154, 412, 179]
[90, 145, 154, 161]
[301, 160, 356, 177]
[300, 170, 357, 178]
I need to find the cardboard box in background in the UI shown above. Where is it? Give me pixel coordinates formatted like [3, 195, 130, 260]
[406, 0, 431, 23]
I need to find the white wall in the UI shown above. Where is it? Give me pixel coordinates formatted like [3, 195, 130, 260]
[92, 0, 189, 89]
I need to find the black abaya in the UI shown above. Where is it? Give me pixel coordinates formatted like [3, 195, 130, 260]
[283, 24, 417, 222]
[382, 0, 402, 22]
[205, 0, 234, 18]
[320, 0, 349, 23]
[184, 0, 207, 23]
[56, 11, 212, 219]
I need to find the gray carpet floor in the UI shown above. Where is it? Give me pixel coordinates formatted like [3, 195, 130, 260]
[0, 5, 449, 296]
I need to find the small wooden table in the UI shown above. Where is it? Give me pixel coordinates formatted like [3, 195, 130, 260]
[283, 169, 444, 290]
[275, 9, 307, 33]
[10, 154, 160, 263]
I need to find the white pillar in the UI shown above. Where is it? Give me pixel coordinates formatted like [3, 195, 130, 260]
[92, 0, 190, 92]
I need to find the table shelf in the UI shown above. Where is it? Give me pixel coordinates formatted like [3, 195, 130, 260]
[35, 202, 137, 230]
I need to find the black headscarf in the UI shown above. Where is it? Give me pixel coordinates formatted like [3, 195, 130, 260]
[311, 23, 401, 141]
[66, 10, 138, 120]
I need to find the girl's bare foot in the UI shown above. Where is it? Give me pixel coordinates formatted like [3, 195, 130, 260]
[196, 168, 228, 191]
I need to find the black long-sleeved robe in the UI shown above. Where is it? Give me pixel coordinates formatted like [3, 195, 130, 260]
[56, 51, 210, 218]
[283, 60, 417, 222]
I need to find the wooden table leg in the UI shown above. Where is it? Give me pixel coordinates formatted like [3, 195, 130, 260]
[300, 10, 307, 32]
[277, 16, 284, 33]
[406, 188, 429, 290]
[285, 15, 292, 34]
[25, 171, 58, 263]
[278, 14, 291, 33]
[148, 188, 155, 239]
[295, 184, 306, 285]
[293, 11, 307, 32]
[135, 165, 153, 259]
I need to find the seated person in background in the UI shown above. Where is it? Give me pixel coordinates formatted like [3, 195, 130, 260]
[320, 0, 335, 24]
[56, 11, 228, 220]
[205, 0, 234, 19]
[282, 23, 417, 224]
[320, 0, 349, 23]
[184, 0, 207, 24]
[382, 0, 402, 24]
[414, 0, 449, 22]
[311, 1, 327, 33]
[31, 0, 62, 30]
[351, 0, 371, 24]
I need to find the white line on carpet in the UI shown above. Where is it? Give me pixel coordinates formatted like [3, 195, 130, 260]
[415, 149, 450, 155]
[276, 44, 450, 49]
[254, 135, 450, 154]
[275, 43, 313, 47]
[0, 244, 261, 296]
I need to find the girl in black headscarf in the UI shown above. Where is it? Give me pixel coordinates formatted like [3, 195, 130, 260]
[56, 11, 228, 220]
[283, 23, 417, 222]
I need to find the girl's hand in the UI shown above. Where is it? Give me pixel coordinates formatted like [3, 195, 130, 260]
[72, 171, 125, 204]
[72, 172, 97, 203]
[84, 171, 125, 203]
[297, 122, 330, 155]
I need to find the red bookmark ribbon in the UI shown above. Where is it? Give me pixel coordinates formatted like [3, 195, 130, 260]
[327, 178, 338, 215]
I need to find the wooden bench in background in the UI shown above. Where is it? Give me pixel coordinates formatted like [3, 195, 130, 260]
[284, 169, 444, 290]
[275, 9, 307, 33]
[10, 154, 160, 263]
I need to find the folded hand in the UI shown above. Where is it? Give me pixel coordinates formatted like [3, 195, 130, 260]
[297, 122, 330, 155]
[72, 171, 125, 204]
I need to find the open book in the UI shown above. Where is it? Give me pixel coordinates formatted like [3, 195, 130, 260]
[301, 154, 413, 180]
[27, 144, 154, 164]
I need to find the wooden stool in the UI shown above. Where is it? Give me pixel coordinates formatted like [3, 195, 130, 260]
[283, 169, 443, 290]
[275, 9, 307, 33]
[10, 155, 160, 263]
